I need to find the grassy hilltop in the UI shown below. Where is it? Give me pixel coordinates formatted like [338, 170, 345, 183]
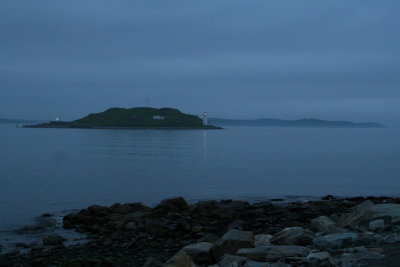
[29, 107, 220, 129]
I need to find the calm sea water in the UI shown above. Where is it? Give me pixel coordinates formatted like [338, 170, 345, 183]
[1, 124, 400, 230]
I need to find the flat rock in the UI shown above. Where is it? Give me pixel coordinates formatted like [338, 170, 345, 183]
[307, 251, 331, 262]
[313, 233, 359, 249]
[212, 229, 254, 260]
[270, 226, 313, 245]
[339, 200, 375, 227]
[181, 242, 213, 265]
[264, 245, 309, 261]
[236, 246, 271, 261]
[311, 216, 346, 234]
[369, 204, 400, 222]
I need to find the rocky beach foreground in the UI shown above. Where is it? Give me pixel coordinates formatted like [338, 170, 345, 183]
[2, 196, 400, 267]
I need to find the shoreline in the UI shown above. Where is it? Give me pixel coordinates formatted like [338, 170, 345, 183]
[1, 195, 400, 266]
[21, 125, 223, 130]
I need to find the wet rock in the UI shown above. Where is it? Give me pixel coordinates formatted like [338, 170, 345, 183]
[270, 226, 313, 245]
[212, 229, 254, 260]
[264, 245, 309, 261]
[369, 219, 385, 231]
[311, 216, 346, 234]
[181, 242, 213, 265]
[254, 234, 272, 247]
[43, 235, 65, 246]
[219, 254, 248, 267]
[237, 246, 271, 261]
[164, 250, 195, 267]
[142, 257, 163, 267]
[313, 233, 359, 249]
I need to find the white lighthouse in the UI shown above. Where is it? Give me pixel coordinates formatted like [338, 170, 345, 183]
[202, 112, 208, 125]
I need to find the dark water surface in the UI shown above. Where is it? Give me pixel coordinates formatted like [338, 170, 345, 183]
[1, 124, 399, 230]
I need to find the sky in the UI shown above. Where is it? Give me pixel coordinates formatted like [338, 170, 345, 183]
[1, 0, 399, 125]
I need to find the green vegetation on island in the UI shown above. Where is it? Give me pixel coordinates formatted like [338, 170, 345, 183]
[26, 107, 221, 129]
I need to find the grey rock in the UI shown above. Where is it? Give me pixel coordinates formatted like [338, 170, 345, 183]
[369, 219, 384, 231]
[254, 234, 272, 247]
[181, 242, 213, 265]
[244, 262, 289, 267]
[307, 251, 331, 262]
[311, 216, 346, 234]
[313, 233, 359, 249]
[265, 245, 309, 261]
[270, 226, 313, 245]
[237, 246, 271, 261]
[212, 229, 254, 260]
[218, 254, 248, 267]
[369, 204, 400, 222]
[42, 235, 65, 246]
[339, 200, 375, 227]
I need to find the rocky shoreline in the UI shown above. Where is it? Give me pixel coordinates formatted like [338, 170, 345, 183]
[1, 196, 400, 266]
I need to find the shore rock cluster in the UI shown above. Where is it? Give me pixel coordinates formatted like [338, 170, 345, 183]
[2, 196, 400, 266]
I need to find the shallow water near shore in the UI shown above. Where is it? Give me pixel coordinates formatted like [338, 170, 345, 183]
[1, 124, 400, 233]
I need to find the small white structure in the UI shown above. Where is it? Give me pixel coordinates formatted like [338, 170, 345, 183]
[202, 112, 208, 125]
[153, 115, 165, 120]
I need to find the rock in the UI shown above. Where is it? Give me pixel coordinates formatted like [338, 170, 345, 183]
[211, 229, 254, 260]
[312, 233, 359, 249]
[254, 234, 272, 247]
[141, 257, 163, 267]
[218, 254, 248, 267]
[307, 251, 331, 262]
[156, 197, 188, 211]
[181, 242, 213, 265]
[237, 246, 271, 261]
[339, 200, 375, 227]
[244, 261, 271, 267]
[369, 247, 384, 254]
[369, 204, 400, 222]
[270, 227, 313, 245]
[369, 219, 385, 231]
[164, 250, 196, 267]
[42, 235, 65, 246]
[264, 245, 309, 261]
[310, 216, 346, 234]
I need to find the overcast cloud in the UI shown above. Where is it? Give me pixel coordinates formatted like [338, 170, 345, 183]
[1, 0, 399, 125]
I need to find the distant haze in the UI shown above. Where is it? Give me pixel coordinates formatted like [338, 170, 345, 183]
[1, 1, 399, 125]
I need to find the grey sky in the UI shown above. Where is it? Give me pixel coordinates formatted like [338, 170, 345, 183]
[1, 0, 399, 125]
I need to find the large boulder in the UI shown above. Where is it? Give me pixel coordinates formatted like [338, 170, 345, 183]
[310, 216, 346, 234]
[369, 204, 400, 222]
[181, 242, 213, 265]
[339, 200, 375, 227]
[270, 227, 313, 245]
[264, 245, 309, 261]
[155, 197, 188, 211]
[211, 229, 254, 260]
[313, 233, 359, 249]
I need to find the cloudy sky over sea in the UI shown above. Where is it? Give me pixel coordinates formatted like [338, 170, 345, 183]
[1, 1, 399, 124]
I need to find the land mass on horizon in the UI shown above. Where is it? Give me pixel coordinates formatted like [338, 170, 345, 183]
[24, 107, 220, 129]
[208, 118, 386, 128]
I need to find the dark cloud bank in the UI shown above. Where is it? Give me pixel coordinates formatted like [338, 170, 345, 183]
[1, 0, 399, 125]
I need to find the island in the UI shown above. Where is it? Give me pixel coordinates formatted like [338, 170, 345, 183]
[23, 107, 221, 129]
[208, 118, 386, 128]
